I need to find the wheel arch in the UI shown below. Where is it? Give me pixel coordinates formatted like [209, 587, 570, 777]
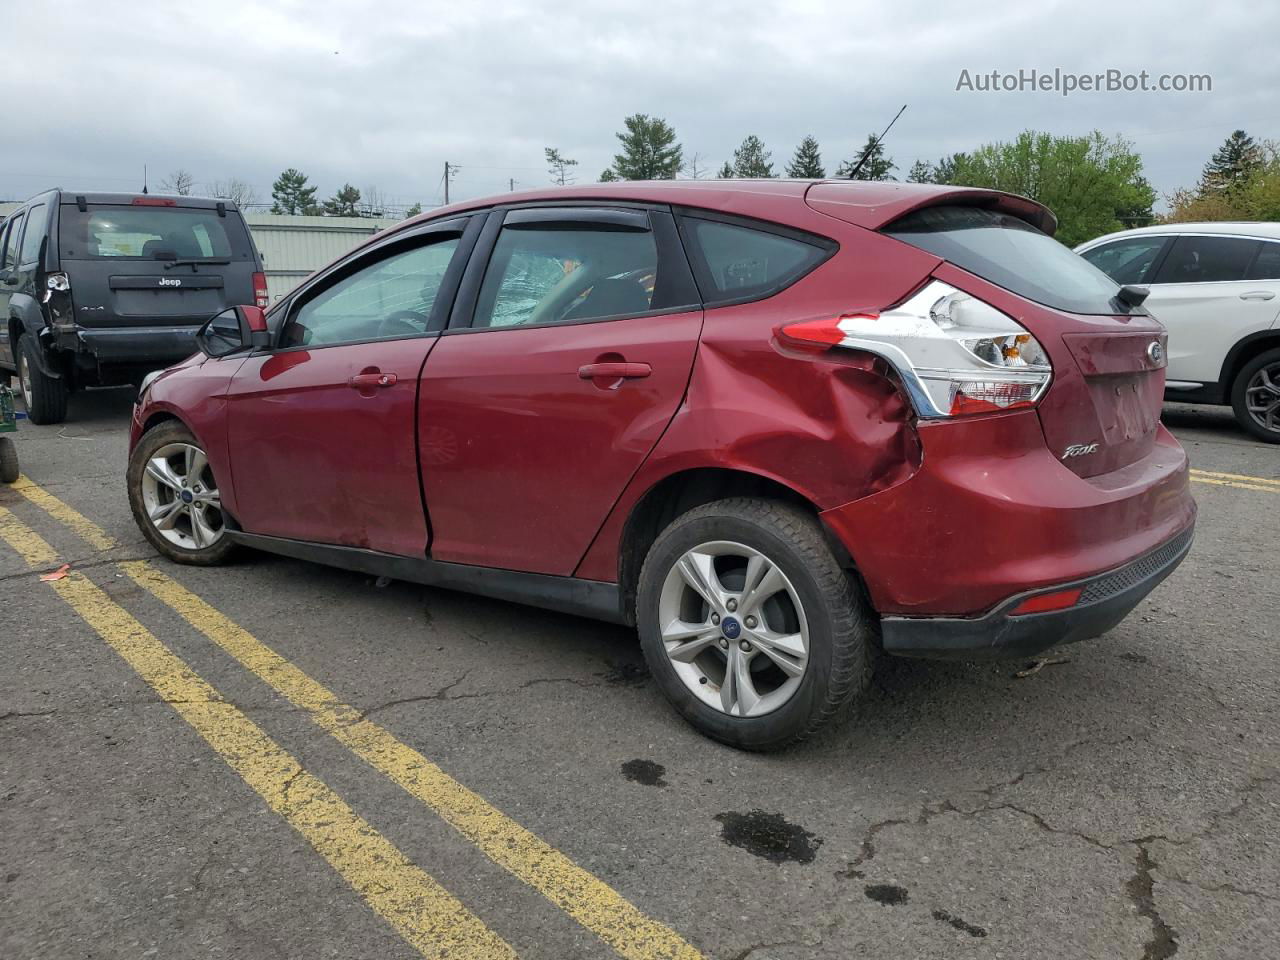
[1220, 330, 1280, 396]
[616, 466, 855, 622]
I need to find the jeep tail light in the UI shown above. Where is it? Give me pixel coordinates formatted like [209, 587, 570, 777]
[46, 273, 71, 293]
[780, 280, 1052, 419]
[252, 272, 269, 309]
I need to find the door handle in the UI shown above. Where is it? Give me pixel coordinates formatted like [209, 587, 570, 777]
[1239, 291, 1276, 301]
[577, 362, 651, 380]
[348, 372, 398, 388]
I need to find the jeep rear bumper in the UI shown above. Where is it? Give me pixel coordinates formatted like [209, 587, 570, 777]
[57, 325, 202, 365]
[879, 524, 1193, 660]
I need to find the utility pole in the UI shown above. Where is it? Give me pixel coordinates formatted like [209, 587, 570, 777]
[444, 161, 450, 205]
[509, 178, 515, 191]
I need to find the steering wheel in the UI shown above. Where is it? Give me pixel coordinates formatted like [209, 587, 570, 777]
[376, 309, 431, 338]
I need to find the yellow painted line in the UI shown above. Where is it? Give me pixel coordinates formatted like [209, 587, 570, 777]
[12, 477, 705, 960]
[0, 505, 516, 960]
[10, 475, 117, 550]
[1189, 468, 1280, 493]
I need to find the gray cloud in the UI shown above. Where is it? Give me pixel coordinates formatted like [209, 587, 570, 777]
[5, 0, 1275, 210]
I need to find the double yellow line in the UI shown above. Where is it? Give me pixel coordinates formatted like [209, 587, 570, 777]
[2, 476, 703, 960]
[1189, 468, 1280, 494]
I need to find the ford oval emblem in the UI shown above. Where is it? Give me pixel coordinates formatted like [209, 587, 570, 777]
[1147, 341, 1164, 365]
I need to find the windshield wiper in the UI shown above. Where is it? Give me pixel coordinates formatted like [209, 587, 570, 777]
[162, 257, 232, 270]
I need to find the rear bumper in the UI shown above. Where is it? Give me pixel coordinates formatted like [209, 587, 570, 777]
[879, 524, 1193, 660]
[57, 325, 202, 365]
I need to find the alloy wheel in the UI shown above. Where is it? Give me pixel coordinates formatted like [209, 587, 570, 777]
[139, 442, 225, 550]
[657, 540, 810, 717]
[1244, 361, 1280, 434]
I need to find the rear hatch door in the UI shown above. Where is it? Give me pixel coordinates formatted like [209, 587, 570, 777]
[58, 198, 259, 327]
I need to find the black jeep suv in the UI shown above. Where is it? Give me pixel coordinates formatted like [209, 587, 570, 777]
[0, 190, 266, 423]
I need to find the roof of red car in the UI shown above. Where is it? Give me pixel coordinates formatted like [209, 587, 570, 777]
[407, 179, 1056, 236]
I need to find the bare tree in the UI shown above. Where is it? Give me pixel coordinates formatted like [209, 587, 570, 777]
[683, 152, 709, 179]
[160, 169, 195, 195]
[359, 185, 387, 218]
[208, 178, 259, 208]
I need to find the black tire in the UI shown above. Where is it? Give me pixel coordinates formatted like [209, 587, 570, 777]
[1231, 348, 1280, 443]
[636, 497, 875, 751]
[0, 436, 17, 483]
[17, 335, 68, 425]
[127, 420, 237, 565]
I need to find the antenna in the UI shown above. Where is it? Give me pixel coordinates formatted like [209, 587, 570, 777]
[845, 104, 907, 180]
[142, 164, 149, 194]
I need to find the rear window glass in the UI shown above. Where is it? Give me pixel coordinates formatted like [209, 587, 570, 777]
[1247, 241, 1280, 281]
[886, 206, 1124, 315]
[682, 218, 828, 303]
[58, 204, 254, 261]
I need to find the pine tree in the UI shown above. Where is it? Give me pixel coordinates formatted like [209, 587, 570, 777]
[605, 114, 683, 180]
[271, 168, 319, 215]
[907, 160, 933, 183]
[717, 161, 735, 179]
[599, 169, 620, 182]
[545, 147, 579, 186]
[786, 136, 825, 178]
[323, 183, 362, 217]
[836, 135, 896, 181]
[1199, 130, 1263, 195]
[730, 135, 776, 178]
[403, 202, 423, 218]
[931, 153, 967, 185]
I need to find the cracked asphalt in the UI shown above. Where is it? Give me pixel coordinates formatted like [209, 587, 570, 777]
[2, 391, 1278, 960]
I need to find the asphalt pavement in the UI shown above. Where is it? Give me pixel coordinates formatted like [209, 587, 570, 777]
[1, 390, 1277, 960]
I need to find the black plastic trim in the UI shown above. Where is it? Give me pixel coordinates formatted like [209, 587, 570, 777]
[226, 531, 629, 625]
[880, 524, 1194, 661]
[503, 207, 650, 231]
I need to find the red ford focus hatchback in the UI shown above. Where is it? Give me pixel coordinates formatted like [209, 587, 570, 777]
[127, 180, 1195, 750]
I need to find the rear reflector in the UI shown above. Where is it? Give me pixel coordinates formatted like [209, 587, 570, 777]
[252, 271, 269, 309]
[132, 196, 176, 206]
[1009, 587, 1083, 616]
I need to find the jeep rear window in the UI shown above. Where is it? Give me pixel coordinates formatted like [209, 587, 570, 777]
[58, 205, 255, 261]
[885, 206, 1124, 316]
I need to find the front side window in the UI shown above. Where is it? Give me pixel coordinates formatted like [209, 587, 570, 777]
[1080, 236, 1168, 285]
[282, 237, 460, 348]
[18, 204, 47, 264]
[682, 218, 828, 303]
[3, 215, 24, 270]
[473, 223, 658, 328]
[1151, 235, 1259, 284]
[58, 204, 253, 261]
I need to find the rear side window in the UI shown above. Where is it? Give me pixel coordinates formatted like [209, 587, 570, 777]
[1151, 235, 1259, 284]
[18, 204, 47, 263]
[1079, 236, 1167, 285]
[886, 206, 1123, 315]
[2, 214, 24, 270]
[58, 204, 254, 261]
[1247, 241, 1280, 281]
[474, 224, 659, 328]
[681, 217, 828, 303]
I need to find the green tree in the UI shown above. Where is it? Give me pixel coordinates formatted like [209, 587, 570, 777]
[908, 153, 969, 184]
[731, 135, 776, 178]
[605, 114, 683, 180]
[271, 168, 319, 215]
[786, 135, 825, 178]
[1198, 129, 1264, 196]
[947, 131, 1155, 246]
[545, 147, 579, 186]
[403, 202, 423, 218]
[836, 135, 896, 181]
[906, 159, 933, 183]
[1167, 140, 1280, 223]
[717, 161, 735, 179]
[599, 169, 620, 182]
[323, 183, 362, 217]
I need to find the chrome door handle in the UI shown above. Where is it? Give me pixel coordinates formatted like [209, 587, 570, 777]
[1239, 291, 1276, 301]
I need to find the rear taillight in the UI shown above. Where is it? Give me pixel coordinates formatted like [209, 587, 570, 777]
[252, 271, 269, 309]
[780, 280, 1053, 419]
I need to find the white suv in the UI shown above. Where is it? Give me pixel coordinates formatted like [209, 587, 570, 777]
[1076, 222, 1280, 442]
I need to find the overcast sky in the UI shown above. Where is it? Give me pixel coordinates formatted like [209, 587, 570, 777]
[6, 0, 1275, 211]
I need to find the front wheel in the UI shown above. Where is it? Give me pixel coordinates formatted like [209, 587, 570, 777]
[636, 497, 875, 751]
[1231, 348, 1280, 443]
[127, 420, 236, 565]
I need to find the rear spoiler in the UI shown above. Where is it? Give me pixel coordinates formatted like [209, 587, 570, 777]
[804, 182, 1058, 237]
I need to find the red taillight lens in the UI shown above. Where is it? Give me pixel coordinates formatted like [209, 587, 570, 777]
[779, 315, 877, 348]
[1009, 587, 1082, 616]
[252, 272, 269, 309]
[132, 196, 176, 206]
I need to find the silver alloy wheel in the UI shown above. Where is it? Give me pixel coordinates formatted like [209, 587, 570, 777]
[1245, 362, 1280, 433]
[139, 441, 225, 550]
[17, 352, 33, 408]
[657, 539, 810, 718]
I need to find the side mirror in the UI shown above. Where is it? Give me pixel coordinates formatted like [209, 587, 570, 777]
[195, 305, 272, 358]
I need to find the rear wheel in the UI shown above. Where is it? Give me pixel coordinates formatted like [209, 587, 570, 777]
[636, 497, 875, 751]
[17, 335, 68, 425]
[0, 436, 17, 483]
[1231, 348, 1280, 443]
[127, 420, 236, 565]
